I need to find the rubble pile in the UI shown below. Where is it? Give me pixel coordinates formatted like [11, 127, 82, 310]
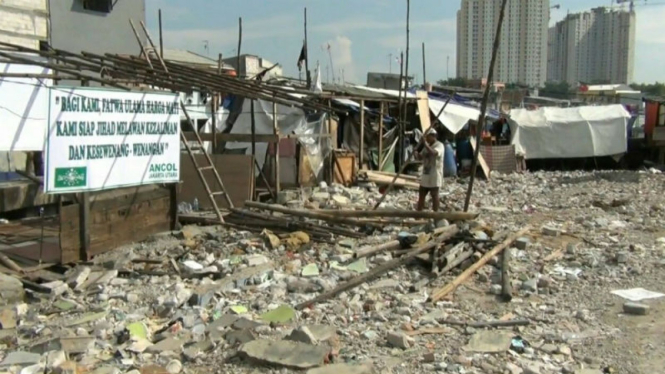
[1, 170, 664, 374]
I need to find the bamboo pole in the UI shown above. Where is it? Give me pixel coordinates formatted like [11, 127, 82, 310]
[430, 227, 530, 302]
[463, 0, 509, 212]
[359, 99, 365, 169]
[237, 17, 242, 77]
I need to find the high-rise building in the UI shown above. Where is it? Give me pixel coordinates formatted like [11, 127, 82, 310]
[457, 0, 550, 87]
[547, 7, 636, 85]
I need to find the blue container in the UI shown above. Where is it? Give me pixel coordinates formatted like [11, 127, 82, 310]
[444, 142, 457, 177]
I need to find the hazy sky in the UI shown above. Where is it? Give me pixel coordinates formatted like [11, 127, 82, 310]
[146, 0, 665, 84]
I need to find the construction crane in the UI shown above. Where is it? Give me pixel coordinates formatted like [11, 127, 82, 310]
[613, 0, 665, 11]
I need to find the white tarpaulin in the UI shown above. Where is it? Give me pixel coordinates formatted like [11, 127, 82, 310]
[44, 87, 180, 193]
[429, 99, 481, 135]
[509, 105, 630, 160]
[0, 61, 51, 151]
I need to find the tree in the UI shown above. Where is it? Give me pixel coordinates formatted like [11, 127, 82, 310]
[540, 81, 572, 99]
[436, 77, 468, 87]
[631, 82, 665, 97]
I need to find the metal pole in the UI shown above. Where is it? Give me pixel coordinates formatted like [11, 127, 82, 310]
[463, 0, 509, 212]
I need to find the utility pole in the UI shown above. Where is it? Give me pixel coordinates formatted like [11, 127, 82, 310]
[389, 53, 393, 73]
[463, 0, 509, 212]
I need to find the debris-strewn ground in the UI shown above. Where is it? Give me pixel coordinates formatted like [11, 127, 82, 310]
[1, 169, 664, 374]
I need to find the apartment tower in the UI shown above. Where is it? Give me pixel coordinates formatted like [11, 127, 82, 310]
[457, 0, 550, 87]
[547, 7, 636, 85]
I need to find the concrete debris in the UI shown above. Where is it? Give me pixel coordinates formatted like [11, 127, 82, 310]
[239, 339, 330, 369]
[623, 302, 650, 315]
[464, 330, 513, 353]
[306, 363, 375, 374]
[0, 273, 24, 306]
[386, 331, 412, 349]
[1, 171, 663, 374]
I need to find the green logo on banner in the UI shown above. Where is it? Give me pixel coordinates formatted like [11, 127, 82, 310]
[54, 167, 87, 189]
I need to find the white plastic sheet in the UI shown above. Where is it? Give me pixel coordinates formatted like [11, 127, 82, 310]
[0, 61, 51, 151]
[429, 99, 481, 135]
[509, 105, 630, 160]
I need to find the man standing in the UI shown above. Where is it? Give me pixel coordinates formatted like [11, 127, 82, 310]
[414, 129, 445, 211]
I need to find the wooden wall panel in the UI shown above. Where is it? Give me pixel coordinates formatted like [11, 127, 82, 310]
[59, 185, 173, 263]
[179, 154, 254, 210]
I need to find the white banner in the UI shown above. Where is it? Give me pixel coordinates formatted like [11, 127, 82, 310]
[44, 87, 180, 193]
[0, 61, 50, 151]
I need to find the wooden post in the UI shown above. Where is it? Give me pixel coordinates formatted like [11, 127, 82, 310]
[328, 99, 334, 184]
[359, 99, 365, 170]
[79, 192, 90, 260]
[250, 99, 256, 160]
[304, 7, 311, 86]
[237, 17, 242, 77]
[378, 101, 384, 170]
[158, 9, 164, 58]
[463, 0, 509, 212]
[397, 51, 405, 168]
[272, 101, 280, 192]
[422, 42, 426, 85]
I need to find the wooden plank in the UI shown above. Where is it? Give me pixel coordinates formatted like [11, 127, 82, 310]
[416, 91, 431, 132]
[333, 152, 355, 186]
[179, 154, 253, 210]
[60, 187, 172, 263]
[470, 137, 491, 179]
[182, 132, 279, 143]
[79, 192, 90, 260]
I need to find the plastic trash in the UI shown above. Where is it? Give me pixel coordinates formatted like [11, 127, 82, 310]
[178, 202, 192, 214]
[192, 198, 200, 212]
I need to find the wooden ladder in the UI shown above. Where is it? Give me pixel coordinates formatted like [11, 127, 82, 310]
[179, 102, 234, 223]
[129, 18, 234, 223]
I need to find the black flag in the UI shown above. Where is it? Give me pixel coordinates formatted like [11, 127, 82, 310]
[297, 41, 307, 71]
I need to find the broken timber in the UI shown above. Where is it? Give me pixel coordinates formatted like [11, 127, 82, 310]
[295, 225, 459, 310]
[429, 227, 530, 302]
[312, 209, 478, 221]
